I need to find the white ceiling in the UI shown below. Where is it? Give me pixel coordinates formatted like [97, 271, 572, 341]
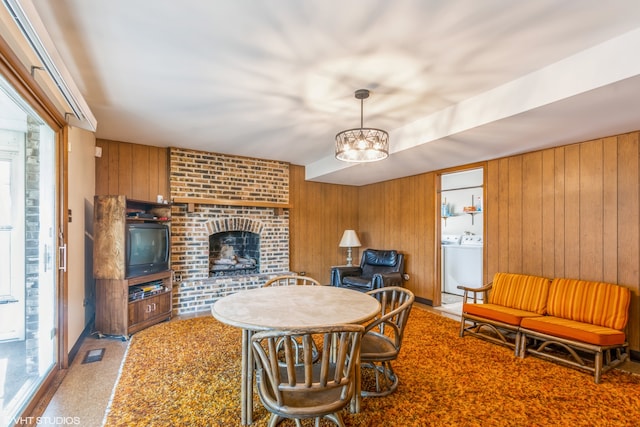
[31, 0, 640, 185]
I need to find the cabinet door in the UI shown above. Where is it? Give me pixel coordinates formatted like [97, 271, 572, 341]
[128, 292, 170, 327]
[153, 291, 171, 315]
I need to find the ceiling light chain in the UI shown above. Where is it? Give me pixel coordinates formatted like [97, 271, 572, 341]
[335, 89, 389, 162]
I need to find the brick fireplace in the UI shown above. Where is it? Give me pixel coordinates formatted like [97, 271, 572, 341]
[169, 148, 290, 314]
[207, 217, 262, 277]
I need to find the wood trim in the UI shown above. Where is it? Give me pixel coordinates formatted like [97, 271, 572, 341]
[173, 196, 291, 211]
[1, 34, 68, 419]
[59, 126, 69, 369]
[0, 35, 65, 129]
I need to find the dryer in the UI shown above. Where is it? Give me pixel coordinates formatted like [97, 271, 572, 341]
[442, 235, 483, 297]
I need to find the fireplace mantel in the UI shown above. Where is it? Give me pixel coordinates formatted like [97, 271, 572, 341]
[173, 196, 291, 214]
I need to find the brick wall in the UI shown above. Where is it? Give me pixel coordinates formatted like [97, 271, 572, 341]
[169, 148, 290, 314]
[24, 116, 40, 374]
[170, 148, 288, 203]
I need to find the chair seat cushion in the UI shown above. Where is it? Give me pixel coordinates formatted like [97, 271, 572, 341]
[360, 332, 397, 360]
[520, 315, 626, 346]
[273, 363, 351, 414]
[279, 388, 346, 414]
[463, 303, 542, 326]
[342, 276, 373, 289]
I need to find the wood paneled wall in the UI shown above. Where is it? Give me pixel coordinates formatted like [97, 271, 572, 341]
[97, 133, 640, 352]
[288, 167, 439, 292]
[357, 174, 437, 303]
[486, 132, 640, 350]
[289, 165, 359, 284]
[95, 139, 169, 201]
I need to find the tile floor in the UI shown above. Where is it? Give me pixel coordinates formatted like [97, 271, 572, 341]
[36, 310, 209, 427]
[36, 334, 127, 427]
[34, 305, 640, 427]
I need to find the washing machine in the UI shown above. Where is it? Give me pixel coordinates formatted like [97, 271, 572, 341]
[442, 235, 483, 297]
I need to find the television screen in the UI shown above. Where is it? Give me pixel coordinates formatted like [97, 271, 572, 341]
[126, 223, 170, 277]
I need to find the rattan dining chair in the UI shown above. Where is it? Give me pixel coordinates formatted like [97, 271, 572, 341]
[251, 324, 364, 427]
[264, 274, 323, 364]
[359, 286, 414, 397]
[264, 275, 322, 287]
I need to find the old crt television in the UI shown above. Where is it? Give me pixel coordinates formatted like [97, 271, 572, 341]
[125, 222, 170, 278]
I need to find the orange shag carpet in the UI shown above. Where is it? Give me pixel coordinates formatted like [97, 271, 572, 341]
[104, 307, 640, 426]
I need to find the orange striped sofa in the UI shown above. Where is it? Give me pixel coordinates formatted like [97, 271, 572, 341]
[459, 273, 631, 383]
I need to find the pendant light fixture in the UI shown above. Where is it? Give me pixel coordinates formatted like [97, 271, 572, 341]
[335, 89, 389, 162]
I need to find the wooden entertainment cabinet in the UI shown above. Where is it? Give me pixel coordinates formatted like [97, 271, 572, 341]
[94, 195, 172, 338]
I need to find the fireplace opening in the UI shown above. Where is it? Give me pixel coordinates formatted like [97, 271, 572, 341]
[209, 231, 260, 277]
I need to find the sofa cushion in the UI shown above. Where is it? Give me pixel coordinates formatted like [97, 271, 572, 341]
[463, 303, 542, 326]
[547, 278, 630, 330]
[489, 273, 551, 315]
[520, 315, 626, 346]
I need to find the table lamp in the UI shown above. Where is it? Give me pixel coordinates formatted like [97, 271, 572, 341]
[339, 230, 361, 266]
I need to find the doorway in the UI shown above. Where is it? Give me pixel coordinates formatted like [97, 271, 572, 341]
[0, 75, 58, 424]
[439, 168, 484, 313]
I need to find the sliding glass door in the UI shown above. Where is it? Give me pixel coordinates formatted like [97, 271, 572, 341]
[0, 75, 58, 425]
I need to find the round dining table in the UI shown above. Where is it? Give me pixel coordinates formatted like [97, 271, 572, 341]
[211, 285, 381, 426]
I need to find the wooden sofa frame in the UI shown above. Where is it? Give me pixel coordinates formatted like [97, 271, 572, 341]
[458, 283, 524, 354]
[517, 328, 629, 384]
[459, 273, 631, 383]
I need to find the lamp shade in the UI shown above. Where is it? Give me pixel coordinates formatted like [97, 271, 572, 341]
[339, 230, 361, 247]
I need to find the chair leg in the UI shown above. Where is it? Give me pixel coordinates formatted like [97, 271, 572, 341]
[325, 412, 346, 427]
[594, 351, 603, 384]
[361, 361, 399, 397]
[268, 414, 282, 427]
[459, 316, 467, 337]
[518, 333, 527, 358]
[268, 414, 345, 427]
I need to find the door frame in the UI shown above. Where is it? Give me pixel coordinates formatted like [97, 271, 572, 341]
[0, 35, 69, 417]
[435, 162, 487, 306]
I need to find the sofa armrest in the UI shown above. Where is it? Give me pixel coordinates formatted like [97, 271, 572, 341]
[330, 266, 362, 287]
[371, 272, 404, 290]
[458, 282, 492, 303]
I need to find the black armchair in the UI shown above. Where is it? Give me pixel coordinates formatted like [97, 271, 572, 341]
[331, 249, 405, 292]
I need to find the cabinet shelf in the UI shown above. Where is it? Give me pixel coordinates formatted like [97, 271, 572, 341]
[125, 217, 171, 223]
[125, 198, 172, 221]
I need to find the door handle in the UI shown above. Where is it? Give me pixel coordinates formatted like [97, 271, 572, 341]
[58, 244, 67, 272]
[44, 244, 50, 272]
